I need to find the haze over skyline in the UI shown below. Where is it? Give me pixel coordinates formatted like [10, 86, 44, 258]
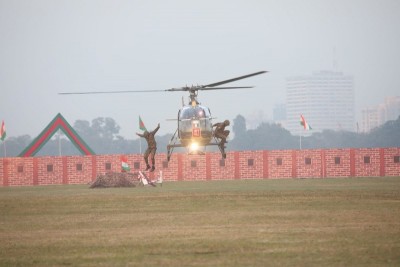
[1, 0, 399, 139]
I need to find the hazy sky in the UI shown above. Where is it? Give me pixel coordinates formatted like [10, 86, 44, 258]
[1, 0, 399, 139]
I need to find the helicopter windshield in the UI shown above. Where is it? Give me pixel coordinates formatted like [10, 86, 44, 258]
[178, 105, 212, 140]
[179, 105, 210, 120]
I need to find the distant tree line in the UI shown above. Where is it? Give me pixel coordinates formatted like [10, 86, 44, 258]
[1, 115, 399, 157]
[230, 115, 400, 150]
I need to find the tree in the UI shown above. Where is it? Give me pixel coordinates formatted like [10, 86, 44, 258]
[366, 116, 400, 147]
[74, 120, 95, 140]
[230, 115, 248, 150]
[74, 117, 122, 154]
[250, 123, 297, 150]
[232, 115, 246, 137]
[0, 135, 32, 157]
[91, 117, 120, 140]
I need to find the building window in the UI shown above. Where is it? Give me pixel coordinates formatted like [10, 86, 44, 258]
[219, 159, 225, 167]
[334, 157, 341, 164]
[105, 162, 111, 170]
[47, 164, 53, 172]
[305, 157, 312, 165]
[17, 165, 24, 173]
[191, 160, 197, 167]
[162, 161, 168, 168]
[276, 158, 282, 165]
[394, 156, 400, 163]
[248, 159, 254, 166]
[134, 162, 140, 170]
[364, 156, 370, 164]
[76, 163, 83, 171]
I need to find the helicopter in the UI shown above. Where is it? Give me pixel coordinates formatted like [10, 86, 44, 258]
[59, 70, 267, 161]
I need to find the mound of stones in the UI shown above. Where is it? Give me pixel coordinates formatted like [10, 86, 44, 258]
[90, 172, 140, 188]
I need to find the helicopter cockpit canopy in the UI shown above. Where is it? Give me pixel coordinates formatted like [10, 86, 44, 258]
[179, 105, 211, 121]
[178, 105, 212, 143]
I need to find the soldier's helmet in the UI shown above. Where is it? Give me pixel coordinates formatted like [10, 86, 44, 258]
[224, 120, 230, 126]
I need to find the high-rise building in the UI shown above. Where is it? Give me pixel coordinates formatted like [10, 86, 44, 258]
[361, 107, 382, 133]
[286, 71, 355, 135]
[361, 96, 400, 132]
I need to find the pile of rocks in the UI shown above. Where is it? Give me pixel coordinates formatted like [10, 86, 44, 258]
[90, 172, 140, 188]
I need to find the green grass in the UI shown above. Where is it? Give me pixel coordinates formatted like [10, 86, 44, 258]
[0, 177, 399, 266]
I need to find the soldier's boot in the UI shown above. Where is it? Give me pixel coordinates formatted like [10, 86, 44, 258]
[150, 158, 156, 172]
[218, 143, 226, 159]
[144, 157, 151, 171]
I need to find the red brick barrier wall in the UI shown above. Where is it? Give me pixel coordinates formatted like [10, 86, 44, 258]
[325, 149, 351, 178]
[354, 148, 381, 177]
[385, 148, 400, 176]
[210, 152, 236, 180]
[1, 148, 399, 186]
[268, 150, 293, 179]
[238, 151, 264, 179]
[296, 149, 323, 178]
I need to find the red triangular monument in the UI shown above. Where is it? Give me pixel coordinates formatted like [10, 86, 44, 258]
[19, 113, 95, 157]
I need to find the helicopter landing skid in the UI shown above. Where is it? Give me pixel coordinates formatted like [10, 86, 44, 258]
[167, 143, 184, 161]
[189, 150, 205, 155]
[167, 142, 226, 161]
[167, 129, 227, 161]
[167, 129, 180, 161]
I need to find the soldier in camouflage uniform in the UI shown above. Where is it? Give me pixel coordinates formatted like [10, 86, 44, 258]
[212, 120, 230, 158]
[136, 123, 160, 172]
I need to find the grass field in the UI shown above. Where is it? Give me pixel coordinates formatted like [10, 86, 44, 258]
[0, 177, 399, 266]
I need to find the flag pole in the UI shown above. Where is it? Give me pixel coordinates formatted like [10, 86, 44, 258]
[2, 140, 6, 157]
[299, 131, 302, 150]
[58, 130, 62, 156]
[0, 120, 6, 157]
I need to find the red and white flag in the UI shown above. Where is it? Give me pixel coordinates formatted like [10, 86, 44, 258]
[0, 120, 6, 141]
[121, 155, 130, 172]
[300, 115, 312, 130]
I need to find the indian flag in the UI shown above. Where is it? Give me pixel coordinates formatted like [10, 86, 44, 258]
[121, 156, 130, 172]
[0, 120, 6, 141]
[139, 116, 147, 131]
[300, 115, 312, 130]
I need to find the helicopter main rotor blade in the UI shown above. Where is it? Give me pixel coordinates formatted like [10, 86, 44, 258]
[59, 89, 166, 95]
[197, 86, 253, 91]
[165, 86, 254, 92]
[59, 71, 267, 95]
[165, 87, 190, 92]
[202, 71, 267, 88]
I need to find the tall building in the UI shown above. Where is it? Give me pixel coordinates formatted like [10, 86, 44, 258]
[286, 71, 355, 135]
[384, 96, 400, 121]
[361, 96, 400, 132]
[361, 107, 382, 133]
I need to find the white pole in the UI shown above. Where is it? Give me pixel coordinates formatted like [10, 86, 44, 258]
[2, 140, 6, 157]
[299, 131, 302, 150]
[139, 138, 142, 154]
[58, 130, 62, 156]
